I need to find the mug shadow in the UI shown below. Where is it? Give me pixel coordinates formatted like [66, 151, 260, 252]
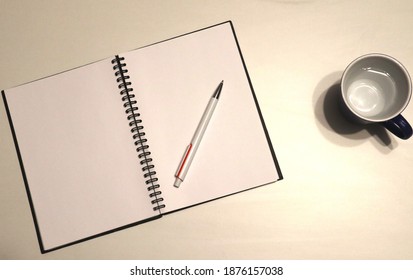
[313, 72, 398, 153]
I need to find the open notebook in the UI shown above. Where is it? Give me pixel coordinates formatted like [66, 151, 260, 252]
[2, 21, 282, 253]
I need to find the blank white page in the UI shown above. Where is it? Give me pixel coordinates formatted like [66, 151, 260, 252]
[4, 58, 158, 251]
[122, 22, 280, 213]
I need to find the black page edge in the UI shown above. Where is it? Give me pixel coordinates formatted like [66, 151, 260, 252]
[228, 21, 284, 180]
[40, 216, 162, 254]
[2, 90, 45, 253]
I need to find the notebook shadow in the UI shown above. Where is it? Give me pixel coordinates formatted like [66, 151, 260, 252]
[313, 72, 398, 152]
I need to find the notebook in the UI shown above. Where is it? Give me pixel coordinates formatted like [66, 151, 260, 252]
[2, 21, 283, 253]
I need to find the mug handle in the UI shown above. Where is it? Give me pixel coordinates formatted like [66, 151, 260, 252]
[381, 115, 413, 140]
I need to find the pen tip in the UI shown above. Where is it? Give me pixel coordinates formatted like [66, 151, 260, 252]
[213, 80, 224, 99]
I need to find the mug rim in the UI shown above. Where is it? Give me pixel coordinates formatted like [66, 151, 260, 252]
[341, 53, 412, 122]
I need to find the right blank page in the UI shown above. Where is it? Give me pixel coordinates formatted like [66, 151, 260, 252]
[123, 22, 281, 213]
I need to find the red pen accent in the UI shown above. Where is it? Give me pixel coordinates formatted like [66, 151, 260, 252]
[176, 144, 193, 178]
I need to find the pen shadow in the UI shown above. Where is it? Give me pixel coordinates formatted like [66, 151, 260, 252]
[313, 72, 398, 153]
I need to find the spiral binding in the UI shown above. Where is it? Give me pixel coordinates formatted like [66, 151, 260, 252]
[111, 55, 165, 212]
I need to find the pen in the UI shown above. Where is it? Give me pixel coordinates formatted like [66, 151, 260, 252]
[174, 81, 224, 188]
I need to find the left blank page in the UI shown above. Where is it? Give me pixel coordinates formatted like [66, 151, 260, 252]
[3, 58, 158, 252]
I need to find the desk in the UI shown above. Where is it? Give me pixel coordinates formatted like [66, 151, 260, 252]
[1, 0, 413, 259]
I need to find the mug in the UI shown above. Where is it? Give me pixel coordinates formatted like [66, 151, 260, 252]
[340, 53, 413, 140]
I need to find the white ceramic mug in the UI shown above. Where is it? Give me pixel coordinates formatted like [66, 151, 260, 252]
[340, 53, 412, 139]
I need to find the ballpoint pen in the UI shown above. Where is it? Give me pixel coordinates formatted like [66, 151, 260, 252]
[174, 81, 224, 188]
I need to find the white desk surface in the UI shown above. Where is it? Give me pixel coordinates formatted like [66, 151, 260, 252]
[1, 0, 413, 260]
